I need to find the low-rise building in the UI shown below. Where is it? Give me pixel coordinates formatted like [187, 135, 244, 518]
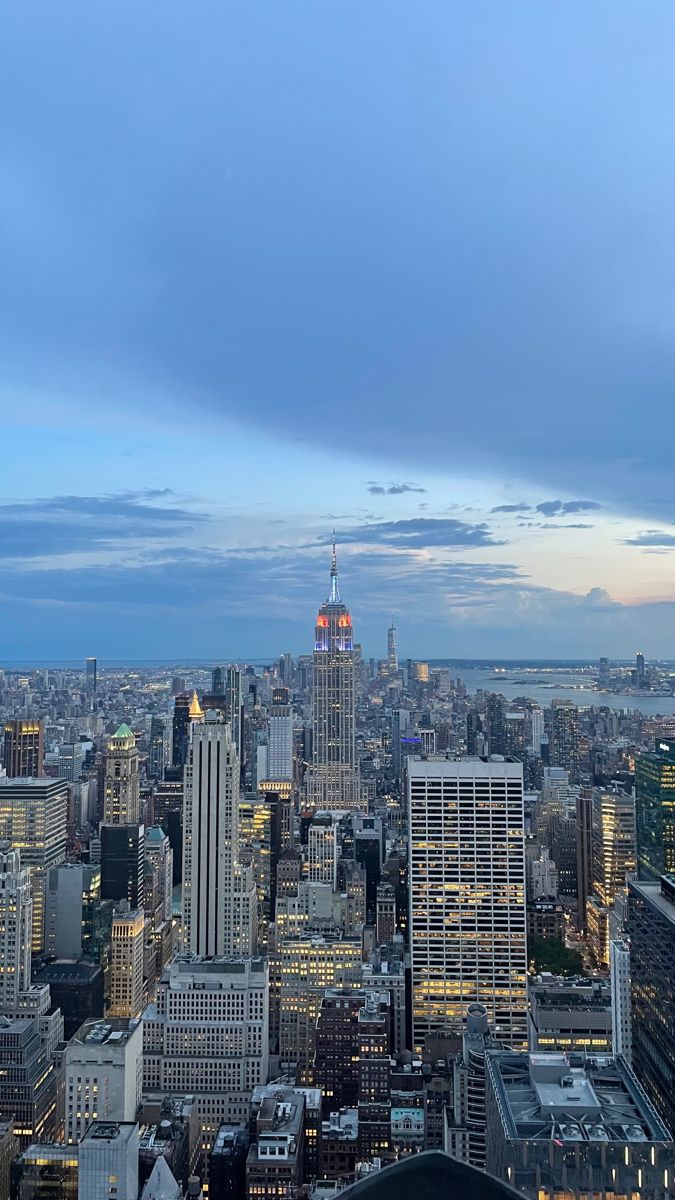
[246, 1089, 305, 1200]
[527, 975, 612, 1055]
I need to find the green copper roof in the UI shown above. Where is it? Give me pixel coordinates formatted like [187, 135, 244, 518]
[113, 723, 134, 738]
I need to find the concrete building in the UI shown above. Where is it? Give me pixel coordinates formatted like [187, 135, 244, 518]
[246, 1088, 305, 1200]
[3, 720, 44, 779]
[46, 862, 102, 960]
[109, 906, 145, 1019]
[408, 755, 528, 1049]
[65, 1018, 143, 1144]
[78, 1121, 139, 1200]
[610, 938, 632, 1062]
[144, 827, 173, 925]
[143, 956, 269, 1149]
[305, 543, 361, 811]
[485, 1051, 673, 1200]
[182, 714, 257, 957]
[278, 935, 362, 1078]
[265, 693, 294, 784]
[11, 1142, 78, 1199]
[0, 845, 31, 1011]
[103, 725, 140, 825]
[308, 815, 338, 889]
[0, 777, 67, 952]
[628, 874, 675, 1136]
[0, 1016, 60, 1147]
[527, 975, 612, 1055]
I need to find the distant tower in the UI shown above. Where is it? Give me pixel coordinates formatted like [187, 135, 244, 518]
[171, 694, 191, 769]
[3, 719, 44, 778]
[387, 622, 398, 674]
[305, 539, 360, 811]
[85, 656, 97, 695]
[103, 725, 140, 824]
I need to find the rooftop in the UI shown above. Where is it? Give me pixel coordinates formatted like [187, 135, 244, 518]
[340, 1150, 524, 1200]
[82, 1121, 138, 1145]
[72, 1018, 139, 1047]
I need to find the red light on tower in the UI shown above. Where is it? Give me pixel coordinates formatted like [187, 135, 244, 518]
[317, 614, 329, 628]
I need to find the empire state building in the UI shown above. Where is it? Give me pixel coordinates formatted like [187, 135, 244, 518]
[305, 541, 361, 811]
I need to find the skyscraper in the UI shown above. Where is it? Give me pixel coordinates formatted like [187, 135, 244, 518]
[0, 844, 32, 1010]
[147, 717, 164, 781]
[85, 656, 97, 695]
[0, 778, 67, 952]
[265, 690, 293, 784]
[636, 738, 675, 879]
[171, 694, 192, 769]
[408, 755, 528, 1049]
[2, 720, 44, 779]
[182, 713, 256, 956]
[305, 541, 360, 811]
[550, 700, 580, 779]
[103, 725, 140, 825]
[387, 622, 398, 674]
[629, 875, 675, 1133]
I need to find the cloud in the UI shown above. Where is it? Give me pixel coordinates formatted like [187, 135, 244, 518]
[622, 530, 675, 548]
[366, 481, 427, 496]
[491, 503, 532, 513]
[319, 518, 505, 549]
[535, 500, 602, 516]
[0, 491, 207, 559]
[539, 522, 594, 530]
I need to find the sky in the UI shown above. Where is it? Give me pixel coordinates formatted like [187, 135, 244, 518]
[1, 1, 674, 662]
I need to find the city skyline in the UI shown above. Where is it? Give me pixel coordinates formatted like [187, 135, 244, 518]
[2, 2, 675, 659]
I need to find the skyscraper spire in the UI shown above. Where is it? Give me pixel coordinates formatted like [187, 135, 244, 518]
[330, 531, 340, 603]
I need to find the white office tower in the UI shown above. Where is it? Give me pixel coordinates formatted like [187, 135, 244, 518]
[408, 755, 528, 1050]
[266, 694, 294, 784]
[307, 814, 338, 889]
[530, 707, 544, 755]
[531, 849, 558, 899]
[305, 542, 361, 811]
[65, 1018, 143, 1144]
[387, 622, 398, 673]
[144, 827, 173, 924]
[0, 844, 32, 1010]
[143, 955, 269, 1148]
[182, 713, 256, 956]
[610, 938, 632, 1061]
[78, 1121, 139, 1200]
[104, 724, 140, 825]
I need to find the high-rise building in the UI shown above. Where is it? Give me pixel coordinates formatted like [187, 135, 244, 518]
[78, 1121, 139, 1200]
[308, 814, 338, 889]
[586, 788, 636, 965]
[610, 938, 632, 1062]
[101, 824, 145, 910]
[486, 696, 505, 757]
[0, 777, 67, 952]
[387, 622, 398, 674]
[182, 713, 256, 957]
[58, 742, 84, 783]
[550, 700, 580, 779]
[144, 827, 173, 925]
[46, 862, 104, 960]
[65, 1018, 143, 1144]
[635, 738, 675, 879]
[143, 956, 269, 1147]
[224, 669, 242, 766]
[10, 1142, 78, 1199]
[408, 756, 528, 1049]
[0, 845, 32, 1010]
[628, 874, 675, 1134]
[278, 934, 362, 1077]
[0, 1018, 60, 1147]
[86, 656, 97, 695]
[212, 665, 226, 696]
[109, 906, 145, 1019]
[171, 695, 191, 770]
[2, 720, 44, 779]
[147, 718, 165, 781]
[103, 725, 140, 825]
[265, 692, 293, 784]
[305, 542, 360, 811]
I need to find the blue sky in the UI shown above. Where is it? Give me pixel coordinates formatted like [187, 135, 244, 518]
[1, 2, 674, 660]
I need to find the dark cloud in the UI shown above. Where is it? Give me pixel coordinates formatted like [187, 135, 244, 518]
[318, 518, 505, 549]
[622, 530, 675, 548]
[0, 492, 207, 558]
[491, 503, 532, 513]
[536, 500, 602, 516]
[366, 482, 427, 496]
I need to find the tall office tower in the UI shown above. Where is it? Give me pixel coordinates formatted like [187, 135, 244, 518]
[65, 1018, 143, 1144]
[550, 700, 580, 779]
[144, 827, 173, 924]
[58, 742, 84, 783]
[46, 862, 101, 959]
[598, 656, 611, 688]
[171, 695, 191, 769]
[0, 845, 32, 1010]
[101, 824, 145, 910]
[224, 668, 242, 765]
[143, 956, 269, 1146]
[212, 665, 225, 695]
[2, 720, 44, 778]
[465, 711, 482, 756]
[586, 788, 636, 964]
[152, 779, 183, 885]
[530, 706, 544, 755]
[86, 656, 97, 695]
[269, 791, 293, 913]
[636, 737, 675, 879]
[109, 906, 145, 1019]
[486, 695, 505, 756]
[387, 622, 398, 674]
[265, 692, 293, 784]
[305, 542, 360, 811]
[0, 1018, 60, 1148]
[104, 725, 139, 825]
[376, 882, 396, 944]
[610, 938, 632, 1062]
[0, 778, 67, 952]
[182, 713, 256, 957]
[147, 718, 165, 781]
[408, 756, 528, 1050]
[636, 650, 646, 688]
[575, 789, 594, 932]
[78, 1122, 139, 1200]
[278, 934, 362, 1078]
[308, 814, 338, 889]
[629, 874, 675, 1134]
